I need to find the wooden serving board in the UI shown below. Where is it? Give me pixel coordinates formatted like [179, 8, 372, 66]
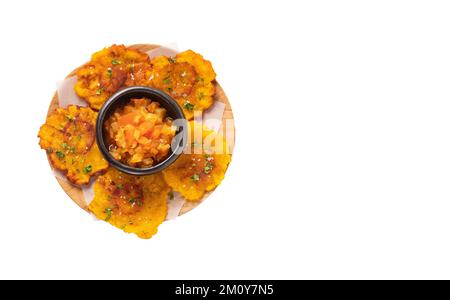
[47, 44, 235, 216]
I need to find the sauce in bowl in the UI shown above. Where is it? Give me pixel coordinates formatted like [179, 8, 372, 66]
[104, 97, 176, 168]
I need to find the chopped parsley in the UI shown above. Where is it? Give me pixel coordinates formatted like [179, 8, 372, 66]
[111, 59, 121, 65]
[61, 143, 75, 153]
[183, 101, 194, 111]
[117, 184, 123, 190]
[197, 92, 205, 100]
[168, 57, 176, 63]
[107, 68, 112, 78]
[104, 208, 113, 221]
[191, 174, 200, 182]
[204, 162, 213, 174]
[163, 77, 171, 85]
[129, 198, 143, 206]
[66, 115, 75, 121]
[55, 151, 65, 159]
[96, 87, 104, 95]
[82, 164, 92, 174]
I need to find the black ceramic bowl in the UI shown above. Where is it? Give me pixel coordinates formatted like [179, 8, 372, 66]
[96, 86, 187, 175]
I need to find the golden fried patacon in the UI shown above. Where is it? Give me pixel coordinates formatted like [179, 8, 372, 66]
[149, 50, 216, 120]
[38, 105, 109, 185]
[88, 168, 169, 239]
[163, 121, 231, 201]
[74, 45, 151, 110]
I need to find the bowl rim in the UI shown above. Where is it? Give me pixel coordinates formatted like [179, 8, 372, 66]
[95, 86, 187, 176]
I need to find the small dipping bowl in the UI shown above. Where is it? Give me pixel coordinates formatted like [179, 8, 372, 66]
[96, 86, 187, 175]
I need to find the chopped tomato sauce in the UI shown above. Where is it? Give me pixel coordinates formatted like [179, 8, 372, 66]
[104, 98, 176, 167]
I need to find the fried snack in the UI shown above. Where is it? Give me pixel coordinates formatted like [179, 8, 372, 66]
[38, 105, 109, 185]
[104, 98, 176, 168]
[74, 45, 151, 110]
[88, 168, 169, 239]
[162, 121, 230, 201]
[149, 50, 216, 120]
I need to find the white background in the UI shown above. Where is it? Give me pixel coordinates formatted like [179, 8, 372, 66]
[1, 0, 450, 280]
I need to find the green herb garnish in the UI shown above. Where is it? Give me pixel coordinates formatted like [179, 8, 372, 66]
[96, 87, 104, 95]
[82, 164, 92, 174]
[107, 68, 112, 78]
[191, 174, 200, 182]
[163, 77, 171, 85]
[66, 115, 75, 121]
[117, 184, 123, 190]
[183, 101, 194, 111]
[104, 208, 113, 221]
[168, 57, 176, 63]
[56, 151, 65, 159]
[204, 162, 213, 174]
[129, 198, 143, 206]
[197, 92, 205, 100]
[111, 59, 121, 65]
[61, 143, 75, 153]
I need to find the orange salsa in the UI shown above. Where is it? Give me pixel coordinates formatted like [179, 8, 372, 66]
[104, 98, 176, 168]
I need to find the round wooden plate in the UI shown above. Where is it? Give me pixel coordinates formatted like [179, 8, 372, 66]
[47, 44, 235, 216]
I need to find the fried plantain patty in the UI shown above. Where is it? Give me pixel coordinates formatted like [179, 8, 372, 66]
[88, 168, 169, 239]
[74, 45, 151, 110]
[38, 105, 109, 185]
[148, 50, 216, 120]
[162, 121, 231, 201]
